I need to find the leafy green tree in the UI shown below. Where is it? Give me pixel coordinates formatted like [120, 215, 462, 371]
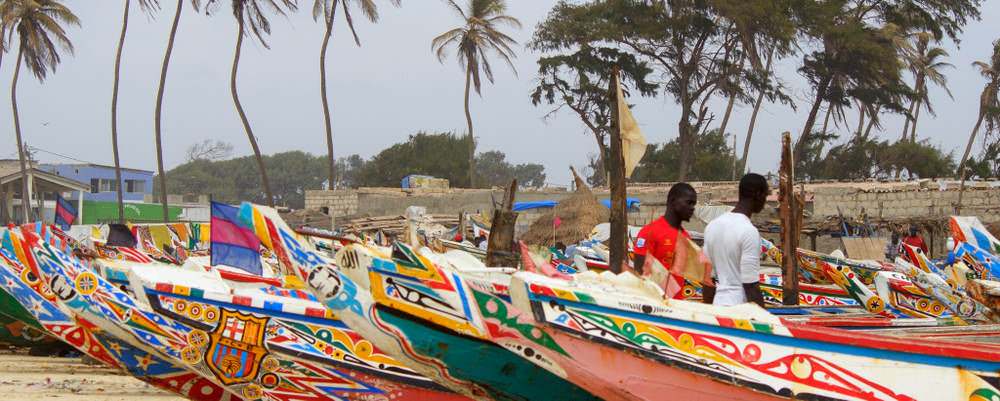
[794, 0, 980, 163]
[529, 45, 656, 185]
[474, 150, 546, 188]
[206, 0, 298, 208]
[357, 132, 474, 187]
[159, 151, 326, 208]
[332, 154, 366, 189]
[313, 0, 400, 192]
[533, 0, 796, 181]
[431, 0, 521, 189]
[1, 0, 80, 223]
[882, 139, 955, 179]
[631, 129, 737, 182]
[964, 141, 1000, 179]
[900, 31, 953, 142]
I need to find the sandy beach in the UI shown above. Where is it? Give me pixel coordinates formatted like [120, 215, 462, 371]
[0, 350, 184, 401]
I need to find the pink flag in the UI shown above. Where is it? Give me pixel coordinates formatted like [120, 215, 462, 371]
[553, 216, 562, 228]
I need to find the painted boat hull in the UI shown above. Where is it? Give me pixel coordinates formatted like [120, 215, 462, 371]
[546, 328, 784, 401]
[141, 280, 468, 401]
[512, 271, 1000, 401]
[375, 306, 598, 401]
[0, 245, 239, 401]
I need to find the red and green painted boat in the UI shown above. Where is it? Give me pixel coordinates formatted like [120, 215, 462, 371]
[510, 270, 1000, 400]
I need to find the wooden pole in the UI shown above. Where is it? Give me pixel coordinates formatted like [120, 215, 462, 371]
[486, 179, 519, 267]
[608, 66, 627, 274]
[779, 131, 800, 305]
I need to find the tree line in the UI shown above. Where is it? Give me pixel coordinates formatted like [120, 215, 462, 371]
[531, 0, 999, 187]
[3, 0, 999, 223]
[158, 132, 546, 208]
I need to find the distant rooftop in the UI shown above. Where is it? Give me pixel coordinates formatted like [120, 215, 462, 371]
[41, 162, 154, 175]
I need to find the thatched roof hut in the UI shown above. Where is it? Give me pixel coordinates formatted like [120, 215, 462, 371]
[520, 168, 608, 246]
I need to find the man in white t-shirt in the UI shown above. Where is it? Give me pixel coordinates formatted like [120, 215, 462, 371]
[704, 173, 769, 307]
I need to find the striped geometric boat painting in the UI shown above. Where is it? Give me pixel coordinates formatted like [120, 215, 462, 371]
[249, 205, 488, 399]
[134, 267, 470, 400]
[0, 243, 240, 401]
[510, 270, 1000, 400]
[336, 241, 600, 401]
[26, 232, 384, 401]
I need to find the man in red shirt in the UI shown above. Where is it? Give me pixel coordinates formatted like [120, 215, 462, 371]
[633, 183, 697, 298]
[902, 227, 929, 255]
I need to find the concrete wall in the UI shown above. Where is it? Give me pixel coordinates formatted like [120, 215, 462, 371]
[305, 182, 1000, 228]
[813, 186, 1000, 223]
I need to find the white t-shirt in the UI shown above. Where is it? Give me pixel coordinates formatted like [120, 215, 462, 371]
[704, 212, 760, 306]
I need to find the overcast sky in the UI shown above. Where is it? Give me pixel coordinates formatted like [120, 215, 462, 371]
[1, 1, 997, 187]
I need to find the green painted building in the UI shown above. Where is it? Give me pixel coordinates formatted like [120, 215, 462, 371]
[81, 201, 183, 224]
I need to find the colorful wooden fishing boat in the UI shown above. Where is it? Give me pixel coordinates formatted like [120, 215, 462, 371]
[123, 262, 469, 400]
[352, 242, 600, 400]
[253, 203, 598, 401]
[28, 232, 397, 401]
[510, 270, 1000, 400]
[0, 244, 240, 401]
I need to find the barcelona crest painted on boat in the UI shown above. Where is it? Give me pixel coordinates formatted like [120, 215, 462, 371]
[205, 308, 269, 385]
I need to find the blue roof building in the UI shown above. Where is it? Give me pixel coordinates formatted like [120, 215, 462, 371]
[40, 163, 154, 202]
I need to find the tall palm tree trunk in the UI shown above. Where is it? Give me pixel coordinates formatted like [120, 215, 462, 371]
[795, 75, 832, 163]
[901, 100, 915, 141]
[231, 17, 275, 207]
[909, 100, 922, 142]
[855, 101, 865, 136]
[820, 103, 832, 135]
[739, 50, 774, 174]
[319, 4, 337, 190]
[111, 0, 131, 224]
[956, 112, 985, 213]
[463, 64, 475, 188]
[11, 45, 31, 223]
[154, 0, 185, 224]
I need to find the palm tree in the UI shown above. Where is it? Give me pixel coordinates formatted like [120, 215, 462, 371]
[901, 32, 953, 142]
[739, 48, 774, 174]
[431, 0, 520, 188]
[1, 0, 79, 223]
[112, 0, 159, 224]
[208, 0, 296, 207]
[314, 0, 399, 190]
[957, 39, 1000, 212]
[154, 0, 200, 223]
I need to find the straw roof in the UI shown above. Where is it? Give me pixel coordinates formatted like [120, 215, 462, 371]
[520, 168, 608, 246]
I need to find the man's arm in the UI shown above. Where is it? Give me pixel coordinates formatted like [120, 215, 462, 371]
[740, 228, 764, 307]
[633, 229, 652, 275]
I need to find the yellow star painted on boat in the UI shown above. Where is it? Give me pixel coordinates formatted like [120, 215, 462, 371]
[135, 353, 154, 371]
[108, 341, 122, 355]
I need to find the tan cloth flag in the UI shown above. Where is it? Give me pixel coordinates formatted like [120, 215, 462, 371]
[615, 74, 647, 177]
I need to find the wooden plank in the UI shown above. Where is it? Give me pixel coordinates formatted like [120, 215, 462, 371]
[841, 237, 889, 261]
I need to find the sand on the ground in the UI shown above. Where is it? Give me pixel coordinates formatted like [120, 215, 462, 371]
[0, 351, 185, 401]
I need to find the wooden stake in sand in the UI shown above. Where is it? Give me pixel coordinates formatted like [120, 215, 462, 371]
[486, 179, 518, 267]
[779, 131, 800, 305]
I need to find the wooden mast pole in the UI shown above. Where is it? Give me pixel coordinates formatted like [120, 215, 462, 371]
[779, 131, 800, 305]
[608, 66, 627, 274]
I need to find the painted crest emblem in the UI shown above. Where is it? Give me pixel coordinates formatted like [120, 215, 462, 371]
[205, 309, 269, 385]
